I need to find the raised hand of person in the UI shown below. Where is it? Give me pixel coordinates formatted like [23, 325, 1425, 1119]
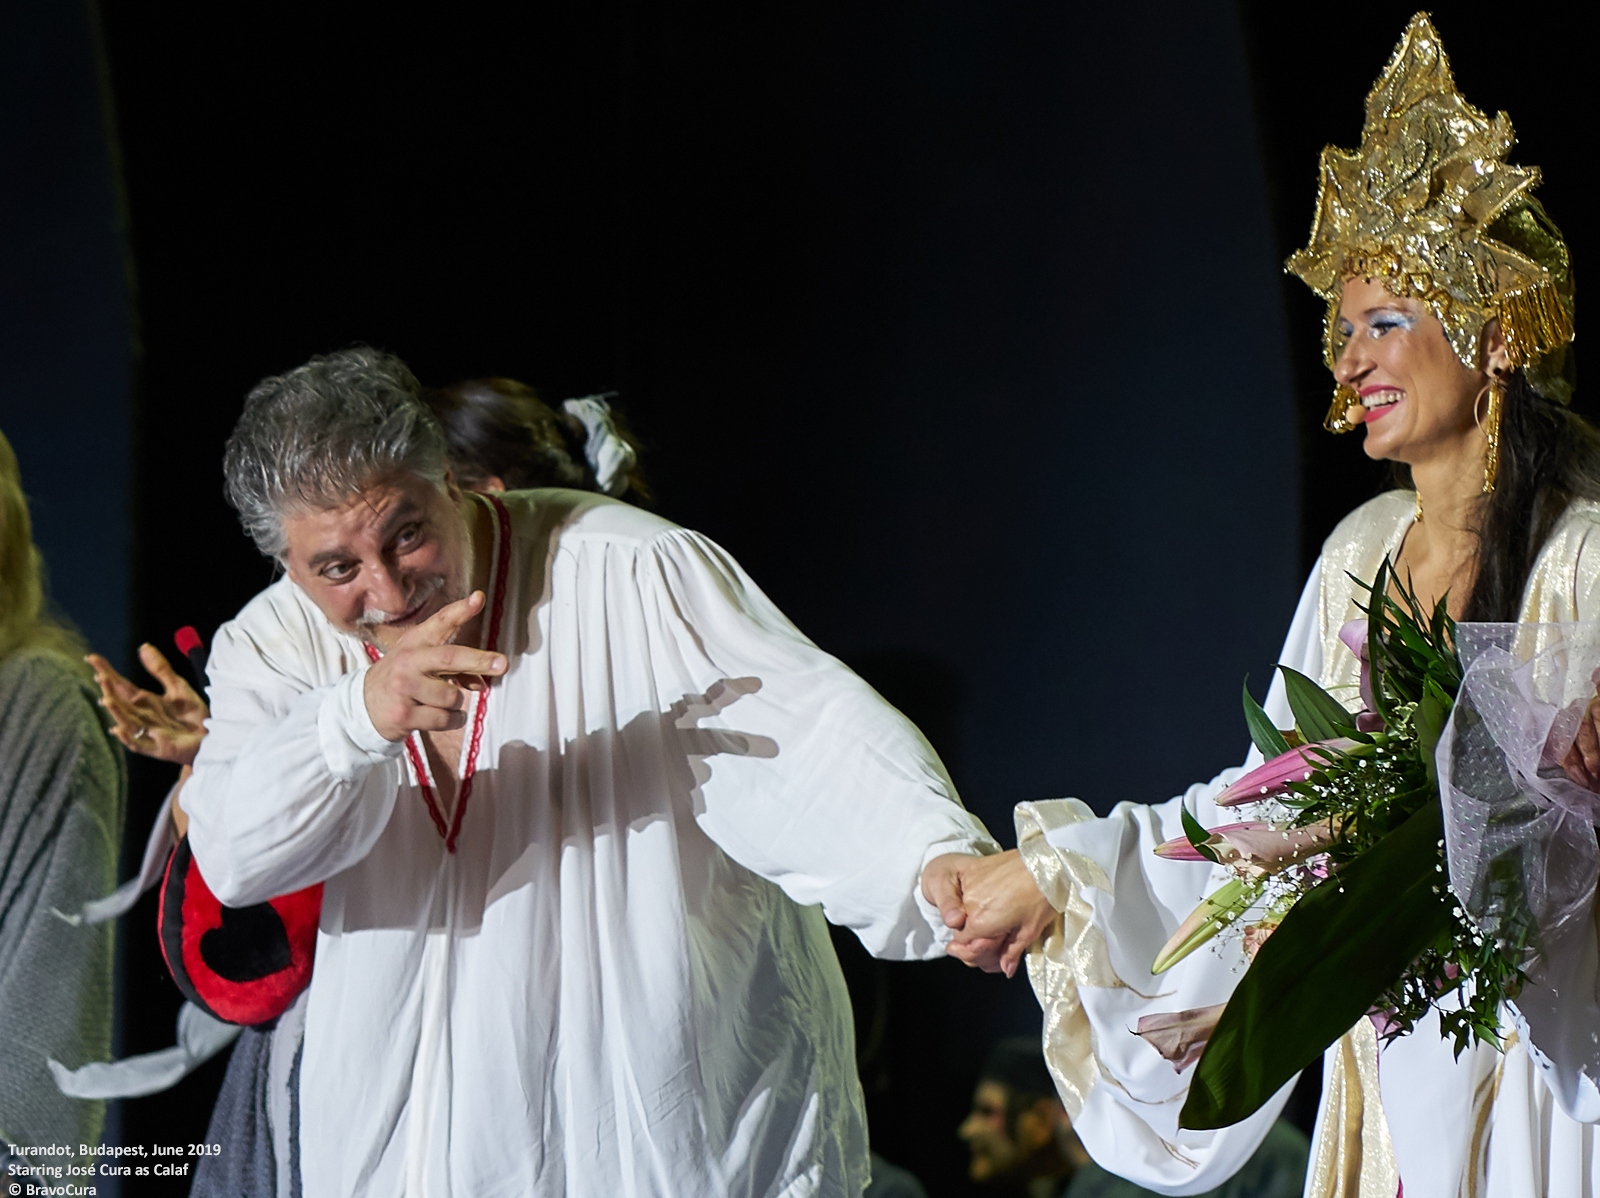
[362, 591, 509, 742]
[86, 643, 210, 766]
[1562, 683, 1600, 790]
[921, 849, 1058, 978]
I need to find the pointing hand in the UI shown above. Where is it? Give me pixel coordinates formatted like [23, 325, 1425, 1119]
[362, 591, 509, 741]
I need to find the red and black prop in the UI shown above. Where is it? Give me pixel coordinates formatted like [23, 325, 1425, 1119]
[158, 838, 322, 1025]
[156, 625, 324, 1025]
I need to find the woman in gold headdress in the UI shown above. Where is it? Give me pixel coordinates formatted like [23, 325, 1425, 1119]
[946, 14, 1600, 1197]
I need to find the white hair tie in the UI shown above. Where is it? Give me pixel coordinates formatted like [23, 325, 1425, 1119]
[561, 394, 636, 497]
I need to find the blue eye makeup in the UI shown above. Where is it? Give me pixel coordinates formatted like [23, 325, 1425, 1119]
[1369, 310, 1417, 336]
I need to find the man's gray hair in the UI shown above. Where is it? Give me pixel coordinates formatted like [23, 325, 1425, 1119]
[224, 348, 450, 558]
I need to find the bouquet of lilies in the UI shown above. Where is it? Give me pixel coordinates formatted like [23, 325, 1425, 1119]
[1143, 562, 1534, 1130]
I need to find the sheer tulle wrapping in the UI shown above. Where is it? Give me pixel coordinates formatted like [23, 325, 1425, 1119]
[1440, 623, 1600, 986]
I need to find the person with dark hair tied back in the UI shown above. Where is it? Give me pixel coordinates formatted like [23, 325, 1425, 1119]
[0, 428, 124, 1168]
[424, 378, 650, 502]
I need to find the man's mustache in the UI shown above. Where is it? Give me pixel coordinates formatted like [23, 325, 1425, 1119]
[356, 575, 446, 627]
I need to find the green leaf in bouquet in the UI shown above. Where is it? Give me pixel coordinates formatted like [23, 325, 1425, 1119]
[1278, 665, 1356, 742]
[1178, 799, 1449, 1130]
[1242, 677, 1292, 760]
[1429, 593, 1453, 653]
[1181, 804, 1221, 863]
[1352, 560, 1460, 718]
[1416, 676, 1454, 787]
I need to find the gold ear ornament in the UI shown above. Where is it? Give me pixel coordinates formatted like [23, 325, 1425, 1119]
[1478, 380, 1504, 494]
[1324, 386, 1363, 434]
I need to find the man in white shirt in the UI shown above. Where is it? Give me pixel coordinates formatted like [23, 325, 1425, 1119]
[182, 347, 1036, 1197]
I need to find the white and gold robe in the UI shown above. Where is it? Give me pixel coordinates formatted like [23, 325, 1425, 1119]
[1019, 491, 1600, 1197]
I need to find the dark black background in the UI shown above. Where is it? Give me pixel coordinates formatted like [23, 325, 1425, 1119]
[4, 2, 1591, 1195]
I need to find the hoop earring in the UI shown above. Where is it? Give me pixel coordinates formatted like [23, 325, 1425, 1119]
[1476, 380, 1504, 494]
[1324, 384, 1361, 434]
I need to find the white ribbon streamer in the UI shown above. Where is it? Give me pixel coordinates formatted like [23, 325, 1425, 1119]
[1438, 621, 1600, 973]
[49, 1001, 241, 1099]
[562, 394, 636, 497]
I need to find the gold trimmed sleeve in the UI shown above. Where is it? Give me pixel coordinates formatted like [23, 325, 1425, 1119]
[1015, 799, 1129, 1120]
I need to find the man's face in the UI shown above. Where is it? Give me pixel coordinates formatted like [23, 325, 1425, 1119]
[958, 1080, 1026, 1183]
[281, 472, 469, 653]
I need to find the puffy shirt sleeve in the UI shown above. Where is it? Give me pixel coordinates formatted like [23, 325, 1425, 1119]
[638, 527, 1000, 959]
[1010, 561, 1324, 1195]
[183, 587, 406, 905]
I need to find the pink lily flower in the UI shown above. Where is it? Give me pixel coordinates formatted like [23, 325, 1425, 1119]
[1367, 1008, 1403, 1042]
[1154, 822, 1272, 861]
[1155, 821, 1338, 879]
[1135, 1003, 1227, 1072]
[1338, 618, 1384, 732]
[1214, 739, 1360, 807]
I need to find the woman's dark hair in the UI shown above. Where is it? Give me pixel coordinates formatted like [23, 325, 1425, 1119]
[1391, 369, 1600, 621]
[422, 378, 649, 501]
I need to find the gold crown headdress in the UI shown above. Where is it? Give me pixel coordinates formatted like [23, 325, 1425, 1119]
[1287, 12, 1575, 430]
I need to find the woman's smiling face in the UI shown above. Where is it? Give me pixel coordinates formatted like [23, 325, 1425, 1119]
[1333, 276, 1487, 465]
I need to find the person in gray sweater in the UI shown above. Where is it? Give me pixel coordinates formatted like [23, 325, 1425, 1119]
[0, 426, 125, 1162]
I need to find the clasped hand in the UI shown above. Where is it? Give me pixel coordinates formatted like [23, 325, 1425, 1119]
[918, 678, 1600, 976]
[920, 850, 1058, 978]
[1563, 685, 1600, 791]
[363, 591, 510, 742]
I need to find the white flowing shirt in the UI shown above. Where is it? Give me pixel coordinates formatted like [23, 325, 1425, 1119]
[182, 490, 997, 1198]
